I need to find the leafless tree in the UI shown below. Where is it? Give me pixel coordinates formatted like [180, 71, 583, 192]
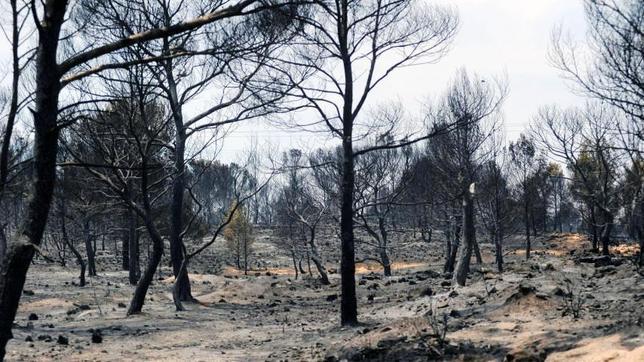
[550, 0, 643, 143]
[423, 69, 506, 285]
[281, 0, 458, 325]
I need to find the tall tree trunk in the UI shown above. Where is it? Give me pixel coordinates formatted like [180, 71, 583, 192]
[0, 3, 65, 356]
[340, 134, 357, 325]
[454, 184, 475, 286]
[164, 47, 194, 303]
[338, 0, 358, 326]
[83, 218, 96, 277]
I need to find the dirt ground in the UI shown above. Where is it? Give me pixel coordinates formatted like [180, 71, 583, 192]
[4, 231, 644, 361]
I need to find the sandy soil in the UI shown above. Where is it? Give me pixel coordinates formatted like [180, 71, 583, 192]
[4, 232, 644, 361]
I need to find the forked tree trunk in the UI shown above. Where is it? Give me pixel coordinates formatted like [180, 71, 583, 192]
[0, 4, 65, 356]
[454, 184, 475, 286]
[127, 215, 164, 315]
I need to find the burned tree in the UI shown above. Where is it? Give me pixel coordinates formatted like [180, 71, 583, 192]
[286, 0, 458, 324]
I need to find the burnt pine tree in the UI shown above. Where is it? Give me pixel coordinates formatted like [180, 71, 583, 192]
[286, 0, 458, 325]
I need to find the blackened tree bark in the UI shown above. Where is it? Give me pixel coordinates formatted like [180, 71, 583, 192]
[127, 191, 140, 285]
[454, 183, 475, 286]
[83, 218, 97, 277]
[121, 209, 129, 271]
[0, 1, 66, 357]
[58, 192, 86, 287]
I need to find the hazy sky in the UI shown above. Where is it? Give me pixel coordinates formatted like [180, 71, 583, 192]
[219, 0, 590, 161]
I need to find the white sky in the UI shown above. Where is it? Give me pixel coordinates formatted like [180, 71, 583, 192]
[218, 0, 590, 161]
[0, 0, 590, 163]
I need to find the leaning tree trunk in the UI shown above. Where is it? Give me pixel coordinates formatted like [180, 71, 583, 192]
[454, 184, 476, 286]
[127, 215, 164, 315]
[0, 5, 65, 357]
[308, 229, 330, 285]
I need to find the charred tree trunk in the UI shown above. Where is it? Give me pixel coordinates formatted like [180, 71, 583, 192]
[494, 232, 503, 273]
[340, 133, 357, 325]
[0, 227, 6, 261]
[0, 3, 65, 356]
[308, 228, 330, 285]
[127, 218, 163, 315]
[122, 210, 129, 271]
[127, 155, 166, 315]
[59, 197, 85, 286]
[243, 237, 249, 276]
[291, 247, 299, 279]
[445, 223, 460, 273]
[524, 186, 531, 260]
[378, 217, 392, 277]
[454, 184, 475, 286]
[589, 205, 599, 252]
[164, 48, 194, 303]
[83, 218, 96, 277]
[600, 211, 613, 256]
[128, 201, 140, 285]
[473, 238, 483, 265]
